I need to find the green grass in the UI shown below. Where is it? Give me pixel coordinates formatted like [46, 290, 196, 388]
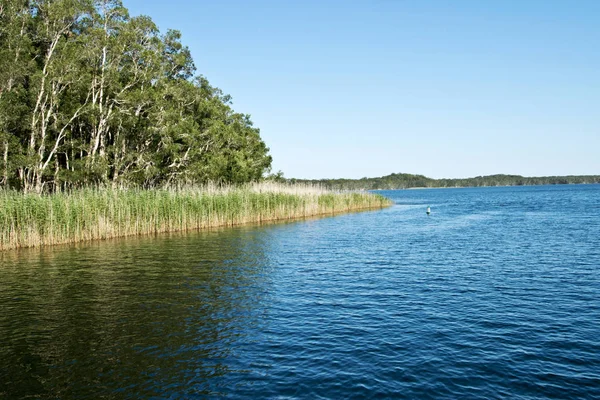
[0, 183, 391, 251]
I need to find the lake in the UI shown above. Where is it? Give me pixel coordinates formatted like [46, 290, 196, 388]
[1, 185, 599, 399]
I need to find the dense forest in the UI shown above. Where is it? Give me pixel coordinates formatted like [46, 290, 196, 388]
[0, 0, 272, 193]
[290, 173, 600, 190]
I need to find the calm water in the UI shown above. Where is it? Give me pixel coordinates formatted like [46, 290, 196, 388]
[1, 185, 599, 399]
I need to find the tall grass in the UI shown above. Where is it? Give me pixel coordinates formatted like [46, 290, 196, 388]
[0, 183, 391, 251]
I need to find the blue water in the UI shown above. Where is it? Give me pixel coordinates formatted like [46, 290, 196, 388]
[1, 185, 599, 399]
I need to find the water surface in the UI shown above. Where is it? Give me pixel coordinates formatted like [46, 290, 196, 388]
[1, 185, 599, 398]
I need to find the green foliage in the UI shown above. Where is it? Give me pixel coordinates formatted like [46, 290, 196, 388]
[0, 0, 272, 193]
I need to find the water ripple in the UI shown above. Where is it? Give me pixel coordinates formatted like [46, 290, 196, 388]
[1, 185, 599, 398]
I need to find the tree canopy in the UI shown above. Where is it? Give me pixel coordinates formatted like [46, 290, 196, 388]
[0, 0, 272, 193]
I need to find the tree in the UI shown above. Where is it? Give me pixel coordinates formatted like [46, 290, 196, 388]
[0, 0, 273, 192]
[0, 0, 33, 188]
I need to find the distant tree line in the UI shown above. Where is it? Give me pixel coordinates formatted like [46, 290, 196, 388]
[289, 173, 600, 190]
[0, 0, 272, 193]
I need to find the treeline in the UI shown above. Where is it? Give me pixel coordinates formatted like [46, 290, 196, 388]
[290, 173, 600, 190]
[0, 0, 272, 193]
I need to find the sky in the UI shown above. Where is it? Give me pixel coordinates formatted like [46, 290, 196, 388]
[124, 0, 599, 179]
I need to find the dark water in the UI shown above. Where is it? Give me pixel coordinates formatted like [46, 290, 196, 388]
[1, 185, 599, 399]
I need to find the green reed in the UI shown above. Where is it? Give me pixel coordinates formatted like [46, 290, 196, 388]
[0, 183, 391, 250]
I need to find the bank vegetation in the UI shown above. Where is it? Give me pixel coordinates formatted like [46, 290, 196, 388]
[0, 183, 391, 251]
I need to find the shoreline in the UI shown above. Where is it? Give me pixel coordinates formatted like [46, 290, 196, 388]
[0, 184, 391, 252]
[1, 205, 387, 257]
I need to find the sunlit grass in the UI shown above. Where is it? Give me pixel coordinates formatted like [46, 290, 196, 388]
[0, 183, 391, 250]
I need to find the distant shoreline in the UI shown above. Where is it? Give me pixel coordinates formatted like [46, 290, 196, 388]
[373, 182, 600, 190]
[289, 173, 600, 191]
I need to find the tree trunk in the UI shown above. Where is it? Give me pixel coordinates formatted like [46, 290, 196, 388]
[1, 139, 7, 188]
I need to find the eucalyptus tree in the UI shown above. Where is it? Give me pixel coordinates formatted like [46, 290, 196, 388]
[0, 0, 273, 192]
[178, 77, 271, 184]
[79, 0, 129, 177]
[106, 17, 186, 187]
[22, 0, 93, 193]
[119, 28, 198, 187]
[0, 0, 32, 188]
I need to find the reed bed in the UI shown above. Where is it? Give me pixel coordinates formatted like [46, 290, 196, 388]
[0, 183, 391, 251]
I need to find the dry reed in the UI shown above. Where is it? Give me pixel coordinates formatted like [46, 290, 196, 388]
[0, 183, 391, 251]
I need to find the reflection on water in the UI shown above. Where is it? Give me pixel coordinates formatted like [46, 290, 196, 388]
[0, 227, 275, 398]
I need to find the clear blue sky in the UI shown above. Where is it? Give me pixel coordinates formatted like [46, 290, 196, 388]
[125, 0, 599, 179]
